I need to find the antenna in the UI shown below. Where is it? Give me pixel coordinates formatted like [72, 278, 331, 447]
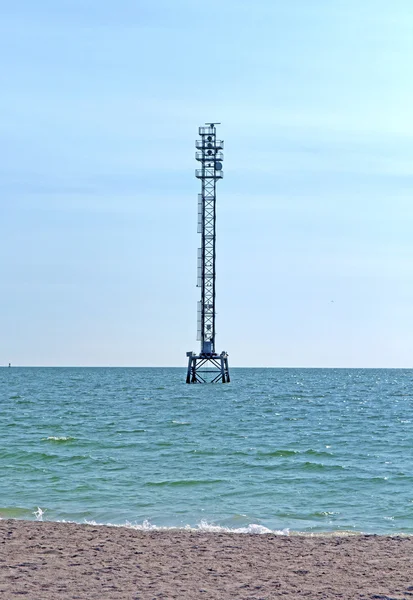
[185, 123, 230, 383]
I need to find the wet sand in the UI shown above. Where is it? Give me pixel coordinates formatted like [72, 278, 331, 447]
[0, 520, 412, 599]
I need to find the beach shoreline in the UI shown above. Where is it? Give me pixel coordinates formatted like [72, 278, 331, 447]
[1, 520, 412, 599]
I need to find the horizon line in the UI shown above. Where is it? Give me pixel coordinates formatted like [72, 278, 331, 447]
[2, 365, 413, 370]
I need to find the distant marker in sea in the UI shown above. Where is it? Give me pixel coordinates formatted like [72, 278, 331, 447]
[186, 123, 230, 384]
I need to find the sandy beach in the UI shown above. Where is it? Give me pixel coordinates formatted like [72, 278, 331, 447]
[0, 520, 412, 599]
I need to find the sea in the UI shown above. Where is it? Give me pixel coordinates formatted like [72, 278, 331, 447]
[1, 367, 412, 534]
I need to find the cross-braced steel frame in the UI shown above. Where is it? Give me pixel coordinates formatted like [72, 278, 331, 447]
[186, 123, 230, 384]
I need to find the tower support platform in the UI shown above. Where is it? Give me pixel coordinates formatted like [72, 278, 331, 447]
[186, 351, 230, 384]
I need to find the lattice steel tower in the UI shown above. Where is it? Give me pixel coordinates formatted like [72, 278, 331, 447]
[186, 123, 230, 383]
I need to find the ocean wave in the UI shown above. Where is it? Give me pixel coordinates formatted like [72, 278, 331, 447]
[43, 436, 76, 443]
[0, 448, 101, 465]
[255, 448, 333, 459]
[0, 507, 35, 519]
[81, 519, 288, 535]
[256, 449, 299, 457]
[116, 429, 147, 434]
[145, 479, 226, 487]
[2, 514, 408, 537]
[301, 462, 345, 471]
[188, 449, 218, 456]
[303, 449, 334, 457]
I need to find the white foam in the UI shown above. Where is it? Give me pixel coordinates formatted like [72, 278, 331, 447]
[43, 436, 75, 442]
[197, 521, 286, 535]
[34, 507, 45, 521]
[80, 518, 288, 535]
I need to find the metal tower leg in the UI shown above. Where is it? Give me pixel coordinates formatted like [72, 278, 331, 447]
[186, 353, 193, 384]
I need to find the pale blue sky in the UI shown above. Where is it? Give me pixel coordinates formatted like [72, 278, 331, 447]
[2, 0, 413, 366]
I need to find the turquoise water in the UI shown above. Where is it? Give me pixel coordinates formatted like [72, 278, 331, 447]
[1, 367, 412, 533]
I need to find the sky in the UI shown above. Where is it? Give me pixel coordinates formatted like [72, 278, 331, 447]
[2, 0, 413, 367]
